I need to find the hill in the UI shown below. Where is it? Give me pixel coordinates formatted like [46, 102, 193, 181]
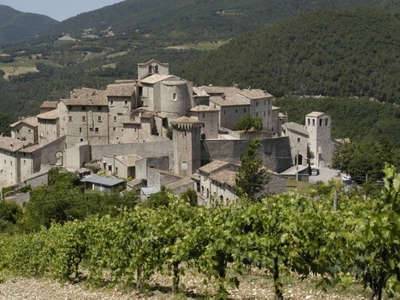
[42, 0, 400, 44]
[176, 8, 400, 104]
[0, 5, 58, 44]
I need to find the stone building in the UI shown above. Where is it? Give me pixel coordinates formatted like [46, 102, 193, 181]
[59, 88, 109, 149]
[10, 116, 38, 145]
[37, 109, 60, 146]
[171, 116, 202, 177]
[305, 112, 333, 167]
[281, 122, 309, 166]
[189, 105, 220, 139]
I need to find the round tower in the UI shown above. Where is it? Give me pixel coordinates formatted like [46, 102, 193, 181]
[171, 116, 203, 176]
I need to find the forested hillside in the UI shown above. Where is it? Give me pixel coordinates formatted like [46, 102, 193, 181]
[177, 8, 400, 103]
[42, 0, 400, 43]
[0, 5, 58, 44]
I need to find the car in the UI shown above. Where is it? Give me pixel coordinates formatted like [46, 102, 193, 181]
[311, 168, 319, 176]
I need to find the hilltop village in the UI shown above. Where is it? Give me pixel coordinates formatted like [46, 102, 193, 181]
[0, 59, 337, 203]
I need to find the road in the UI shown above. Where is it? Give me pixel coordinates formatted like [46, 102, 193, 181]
[309, 167, 342, 183]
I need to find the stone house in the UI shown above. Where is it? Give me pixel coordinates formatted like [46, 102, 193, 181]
[114, 153, 142, 178]
[189, 105, 220, 139]
[281, 122, 309, 166]
[0, 136, 26, 187]
[10, 116, 38, 145]
[37, 109, 60, 146]
[59, 88, 109, 149]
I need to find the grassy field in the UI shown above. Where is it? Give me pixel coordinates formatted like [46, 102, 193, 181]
[0, 56, 60, 79]
[286, 179, 312, 195]
[166, 40, 228, 51]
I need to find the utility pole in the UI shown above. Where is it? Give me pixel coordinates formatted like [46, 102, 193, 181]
[296, 150, 299, 181]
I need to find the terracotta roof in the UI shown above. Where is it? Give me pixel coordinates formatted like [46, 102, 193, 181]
[40, 100, 58, 109]
[140, 74, 172, 84]
[282, 122, 309, 136]
[62, 88, 107, 106]
[115, 154, 143, 167]
[199, 160, 230, 175]
[37, 109, 59, 120]
[190, 105, 220, 112]
[209, 169, 237, 187]
[0, 136, 26, 152]
[10, 116, 38, 128]
[106, 82, 136, 97]
[306, 111, 326, 117]
[239, 89, 274, 99]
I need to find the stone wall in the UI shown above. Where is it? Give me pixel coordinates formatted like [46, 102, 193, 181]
[91, 140, 173, 164]
[201, 136, 292, 173]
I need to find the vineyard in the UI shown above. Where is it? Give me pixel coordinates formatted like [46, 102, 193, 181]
[1, 165, 400, 300]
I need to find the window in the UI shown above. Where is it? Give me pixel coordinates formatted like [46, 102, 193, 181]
[80, 138, 84, 142]
[82, 106, 85, 111]
[116, 167, 119, 175]
[98, 116, 102, 122]
[10, 161, 12, 166]
[256, 101, 258, 107]
[139, 86, 143, 96]
[307, 118, 310, 126]
[110, 100, 114, 106]
[154, 65, 158, 73]
[82, 116, 86, 122]
[97, 106, 101, 111]
[114, 116, 117, 122]
[202, 112, 205, 118]
[223, 110, 225, 114]
[124, 101, 128, 106]
[3, 159, 6, 164]
[235, 109, 238, 113]
[69, 116, 72, 122]
[172, 93, 177, 101]
[28, 129, 31, 133]
[113, 127, 116, 132]
[312, 119, 315, 126]
[319, 119, 323, 126]
[244, 108, 246, 113]
[325, 118, 329, 126]
[95, 127, 99, 133]
[79, 127, 82, 133]
[23, 160, 26, 165]
[16, 129, 19, 133]
[297, 138, 300, 143]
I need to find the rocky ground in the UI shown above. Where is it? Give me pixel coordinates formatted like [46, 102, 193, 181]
[0, 271, 371, 300]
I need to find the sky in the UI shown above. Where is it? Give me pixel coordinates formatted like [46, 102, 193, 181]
[0, 0, 124, 21]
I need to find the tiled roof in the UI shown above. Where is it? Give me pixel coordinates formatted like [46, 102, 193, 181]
[171, 116, 203, 125]
[209, 169, 237, 187]
[40, 100, 58, 109]
[37, 109, 59, 120]
[20, 144, 43, 153]
[115, 154, 143, 167]
[193, 87, 209, 97]
[165, 177, 194, 191]
[200, 85, 233, 95]
[10, 116, 38, 128]
[190, 105, 220, 112]
[199, 160, 230, 174]
[209, 95, 249, 107]
[140, 74, 172, 84]
[282, 122, 309, 136]
[62, 88, 107, 106]
[0, 136, 26, 152]
[306, 111, 325, 117]
[238, 89, 273, 99]
[106, 82, 136, 97]
[80, 175, 125, 187]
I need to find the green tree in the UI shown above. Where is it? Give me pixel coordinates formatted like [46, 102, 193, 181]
[236, 114, 254, 132]
[235, 138, 270, 200]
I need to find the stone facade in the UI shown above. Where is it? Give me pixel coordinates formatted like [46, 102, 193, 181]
[10, 117, 38, 145]
[305, 112, 333, 167]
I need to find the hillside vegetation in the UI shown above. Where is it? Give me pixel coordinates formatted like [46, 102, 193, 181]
[177, 8, 400, 103]
[42, 0, 400, 44]
[0, 5, 58, 44]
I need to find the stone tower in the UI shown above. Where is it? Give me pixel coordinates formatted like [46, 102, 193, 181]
[305, 112, 332, 167]
[171, 116, 203, 176]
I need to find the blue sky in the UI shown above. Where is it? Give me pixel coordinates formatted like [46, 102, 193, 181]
[0, 0, 123, 21]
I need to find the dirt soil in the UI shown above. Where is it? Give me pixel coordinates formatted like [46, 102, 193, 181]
[0, 272, 369, 300]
